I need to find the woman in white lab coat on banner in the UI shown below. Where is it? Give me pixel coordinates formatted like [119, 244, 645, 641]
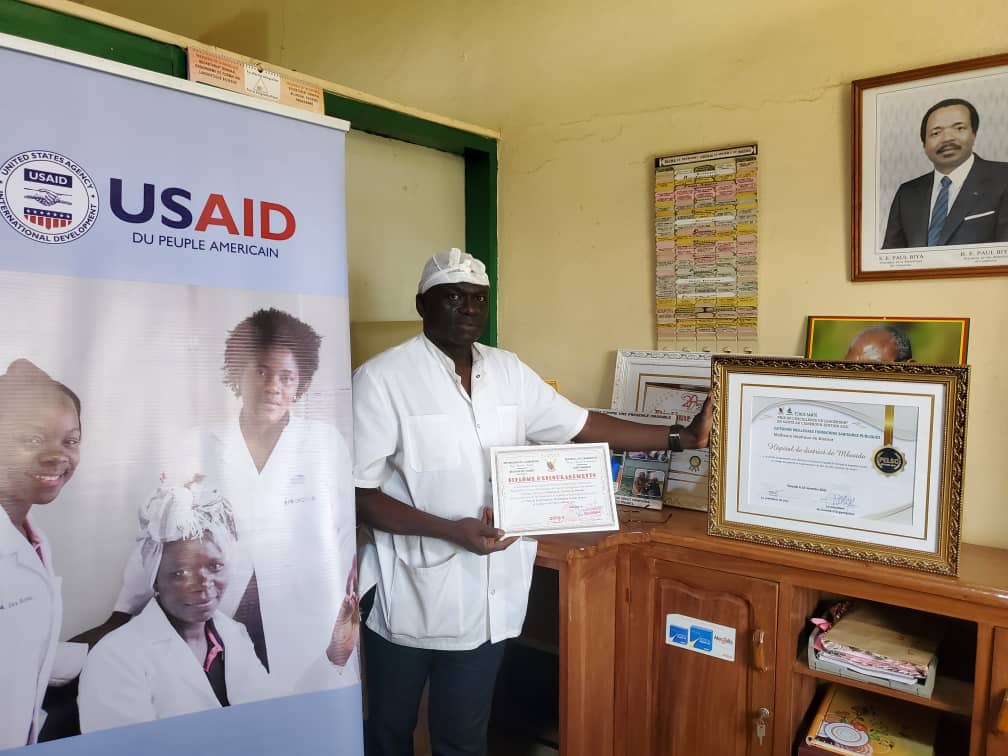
[80, 479, 358, 730]
[0, 359, 88, 749]
[79, 480, 278, 730]
[82, 308, 359, 694]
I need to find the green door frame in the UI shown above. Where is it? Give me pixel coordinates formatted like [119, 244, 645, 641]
[0, 0, 499, 345]
[324, 94, 499, 346]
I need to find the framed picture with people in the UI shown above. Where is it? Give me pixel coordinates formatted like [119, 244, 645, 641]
[852, 53, 1008, 280]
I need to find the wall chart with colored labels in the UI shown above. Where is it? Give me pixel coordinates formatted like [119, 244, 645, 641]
[654, 144, 758, 354]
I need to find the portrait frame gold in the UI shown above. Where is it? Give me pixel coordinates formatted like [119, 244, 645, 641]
[708, 356, 968, 575]
[852, 52, 1008, 281]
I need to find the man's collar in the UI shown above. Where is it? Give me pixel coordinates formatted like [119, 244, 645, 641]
[936, 153, 975, 184]
[419, 333, 485, 370]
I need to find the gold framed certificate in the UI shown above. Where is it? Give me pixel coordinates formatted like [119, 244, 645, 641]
[490, 443, 620, 537]
[708, 356, 968, 575]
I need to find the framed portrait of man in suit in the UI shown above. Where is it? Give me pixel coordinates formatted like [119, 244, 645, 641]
[852, 53, 1008, 281]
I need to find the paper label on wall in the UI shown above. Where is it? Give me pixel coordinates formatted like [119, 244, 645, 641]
[655, 145, 758, 353]
[188, 47, 324, 113]
[665, 613, 737, 661]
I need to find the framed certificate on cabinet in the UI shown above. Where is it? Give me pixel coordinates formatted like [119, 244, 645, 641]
[611, 350, 712, 511]
[708, 356, 968, 575]
[611, 349, 711, 419]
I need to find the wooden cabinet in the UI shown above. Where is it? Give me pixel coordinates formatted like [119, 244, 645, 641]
[533, 533, 623, 756]
[987, 628, 1008, 756]
[534, 509, 1008, 756]
[622, 548, 777, 755]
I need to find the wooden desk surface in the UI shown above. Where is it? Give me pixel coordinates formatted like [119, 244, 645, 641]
[534, 507, 1008, 614]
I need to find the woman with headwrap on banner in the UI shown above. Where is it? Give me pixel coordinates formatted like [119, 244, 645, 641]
[82, 308, 359, 693]
[0, 359, 88, 748]
[78, 479, 278, 731]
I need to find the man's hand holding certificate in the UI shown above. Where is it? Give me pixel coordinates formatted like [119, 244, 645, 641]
[490, 443, 619, 537]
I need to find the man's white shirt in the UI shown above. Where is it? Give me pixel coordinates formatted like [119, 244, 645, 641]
[353, 335, 588, 650]
[929, 153, 974, 217]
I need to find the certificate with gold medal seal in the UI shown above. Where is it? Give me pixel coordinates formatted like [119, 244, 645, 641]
[745, 399, 917, 522]
[708, 357, 968, 575]
[490, 443, 619, 537]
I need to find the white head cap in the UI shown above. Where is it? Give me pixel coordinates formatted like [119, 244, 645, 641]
[135, 475, 237, 601]
[417, 248, 490, 294]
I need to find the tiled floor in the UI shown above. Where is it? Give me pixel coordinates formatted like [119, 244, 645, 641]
[487, 723, 559, 756]
[488, 737, 559, 756]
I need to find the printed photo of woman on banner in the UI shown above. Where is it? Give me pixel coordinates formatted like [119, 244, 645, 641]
[0, 292, 358, 751]
[0, 360, 86, 749]
[83, 308, 360, 692]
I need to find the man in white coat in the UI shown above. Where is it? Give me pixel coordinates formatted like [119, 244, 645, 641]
[354, 249, 712, 755]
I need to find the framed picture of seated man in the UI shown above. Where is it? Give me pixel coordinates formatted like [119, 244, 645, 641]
[852, 52, 1008, 280]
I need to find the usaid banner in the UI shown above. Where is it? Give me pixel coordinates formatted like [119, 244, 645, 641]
[0, 34, 362, 756]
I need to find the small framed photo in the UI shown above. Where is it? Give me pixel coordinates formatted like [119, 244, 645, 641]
[852, 53, 1008, 280]
[708, 356, 968, 575]
[618, 457, 666, 504]
[597, 409, 674, 511]
[611, 350, 712, 511]
[805, 316, 969, 365]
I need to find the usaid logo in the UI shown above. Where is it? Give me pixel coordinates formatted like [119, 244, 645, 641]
[0, 150, 99, 244]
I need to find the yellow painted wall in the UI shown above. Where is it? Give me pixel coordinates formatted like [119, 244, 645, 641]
[74, 0, 1008, 547]
[345, 130, 464, 366]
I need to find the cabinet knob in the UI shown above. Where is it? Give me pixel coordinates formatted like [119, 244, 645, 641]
[752, 629, 769, 672]
[754, 707, 771, 746]
[996, 690, 1008, 735]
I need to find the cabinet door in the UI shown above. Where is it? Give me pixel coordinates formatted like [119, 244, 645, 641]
[988, 627, 1008, 756]
[623, 552, 778, 756]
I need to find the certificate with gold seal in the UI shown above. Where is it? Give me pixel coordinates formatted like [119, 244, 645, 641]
[744, 399, 918, 523]
[490, 443, 619, 537]
[708, 356, 968, 576]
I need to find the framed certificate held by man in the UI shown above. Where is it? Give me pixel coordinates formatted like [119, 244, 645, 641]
[708, 356, 968, 575]
[490, 443, 620, 537]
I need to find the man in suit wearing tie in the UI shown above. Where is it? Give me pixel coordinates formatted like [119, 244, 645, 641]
[882, 98, 1008, 248]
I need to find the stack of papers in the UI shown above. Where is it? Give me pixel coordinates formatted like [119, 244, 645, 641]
[814, 603, 942, 687]
[806, 685, 936, 756]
